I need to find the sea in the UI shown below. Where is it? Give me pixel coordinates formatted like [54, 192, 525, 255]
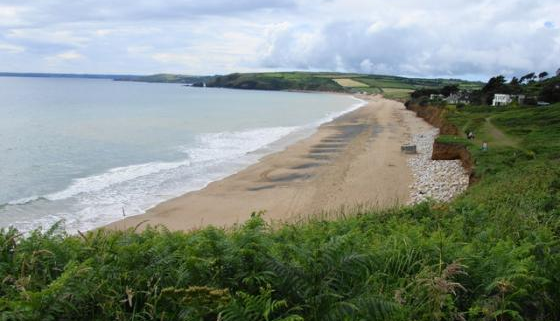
[0, 77, 364, 232]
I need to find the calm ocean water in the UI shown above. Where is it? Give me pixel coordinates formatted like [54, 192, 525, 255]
[0, 77, 363, 232]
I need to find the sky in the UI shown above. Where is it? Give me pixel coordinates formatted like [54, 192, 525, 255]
[0, 0, 559, 80]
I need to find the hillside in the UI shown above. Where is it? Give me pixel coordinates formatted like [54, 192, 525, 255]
[205, 72, 483, 99]
[411, 73, 560, 106]
[0, 72, 136, 80]
[114, 73, 212, 84]
[112, 71, 483, 99]
[205, 72, 346, 92]
[1, 102, 559, 320]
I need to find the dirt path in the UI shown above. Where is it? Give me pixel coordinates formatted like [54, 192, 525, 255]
[483, 118, 520, 148]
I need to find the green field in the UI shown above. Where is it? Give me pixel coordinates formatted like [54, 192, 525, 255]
[116, 72, 483, 100]
[198, 72, 483, 99]
[379, 88, 415, 100]
[206, 72, 346, 92]
[332, 78, 369, 87]
[115, 73, 212, 84]
[2, 103, 559, 320]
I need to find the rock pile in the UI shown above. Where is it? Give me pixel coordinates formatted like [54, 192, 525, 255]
[407, 129, 470, 204]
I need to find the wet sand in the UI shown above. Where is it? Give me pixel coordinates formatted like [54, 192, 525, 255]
[106, 95, 433, 231]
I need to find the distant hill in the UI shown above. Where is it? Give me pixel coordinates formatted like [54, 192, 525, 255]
[0, 71, 484, 101]
[205, 72, 484, 99]
[0, 72, 137, 80]
[206, 72, 346, 92]
[114, 73, 213, 84]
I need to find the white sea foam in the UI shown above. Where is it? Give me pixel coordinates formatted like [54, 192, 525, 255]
[46, 160, 192, 201]
[182, 126, 299, 162]
[46, 126, 297, 202]
[318, 96, 367, 125]
[9, 125, 298, 232]
[7, 195, 43, 206]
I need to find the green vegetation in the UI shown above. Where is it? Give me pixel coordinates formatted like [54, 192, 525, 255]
[110, 71, 483, 100]
[206, 72, 345, 92]
[379, 88, 414, 100]
[205, 72, 482, 98]
[434, 135, 472, 146]
[115, 74, 213, 84]
[446, 104, 560, 177]
[412, 72, 560, 106]
[2, 102, 559, 320]
[332, 78, 369, 88]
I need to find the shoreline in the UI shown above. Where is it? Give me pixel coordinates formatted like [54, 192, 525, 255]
[1, 90, 364, 233]
[105, 95, 434, 231]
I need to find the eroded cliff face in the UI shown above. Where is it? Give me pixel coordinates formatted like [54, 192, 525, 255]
[405, 103, 459, 135]
[405, 102, 475, 184]
[432, 141, 474, 170]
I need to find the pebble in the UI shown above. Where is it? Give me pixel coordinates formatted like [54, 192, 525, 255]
[407, 129, 470, 204]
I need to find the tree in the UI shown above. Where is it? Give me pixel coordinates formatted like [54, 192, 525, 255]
[410, 88, 440, 99]
[539, 77, 560, 103]
[520, 72, 536, 84]
[482, 76, 507, 93]
[509, 77, 523, 94]
[481, 76, 509, 105]
[440, 85, 460, 97]
[539, 72, 549, 80]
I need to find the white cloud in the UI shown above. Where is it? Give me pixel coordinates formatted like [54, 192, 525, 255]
[151, 53, 194, 65]
[260, 0, 560, 77]
[7, 28, 90, 47]
[46, 50, 85, 64]
[94, 29, 113, 36]
[56, 51, 84, 60]
[127, 45, 153, 54]
[0, 43, 25, 53]
[0, 5, 30, 26]
[0, 0, 559, 77]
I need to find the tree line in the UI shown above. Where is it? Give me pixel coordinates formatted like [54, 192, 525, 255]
[411, 69, 560, 106]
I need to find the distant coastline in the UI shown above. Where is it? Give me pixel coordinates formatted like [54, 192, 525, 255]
[0, 71, 484, 98]
[0, 72, 139, 80]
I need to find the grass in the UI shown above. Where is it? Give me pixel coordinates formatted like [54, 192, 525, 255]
[1, 104, 559, 320]
[203, 72, 482, 96]
[355, 78, 415, 89]
[435, 135, 472, 146]
[381, 88, 415, 100]
[115, 74, 212, 84]
[207, 73, 345, 92]
[351, 87, 383, 94]
[332, 78, 369, 87]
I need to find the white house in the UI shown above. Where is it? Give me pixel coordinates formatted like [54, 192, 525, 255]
[430, 94, 444, 100]
[446, 92, 470, 104]
[492, 94, 512, 106]
[492, 94, 525, 106]
[514, 95, 526, 104]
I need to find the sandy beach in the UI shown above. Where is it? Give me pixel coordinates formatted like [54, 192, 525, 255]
[106, 95, 433, 231]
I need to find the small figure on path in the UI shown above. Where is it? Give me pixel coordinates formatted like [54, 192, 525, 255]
[467, 131, 475, 140]
[482, 141, 488, 151]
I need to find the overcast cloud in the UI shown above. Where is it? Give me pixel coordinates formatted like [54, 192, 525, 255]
[0, 0, 558, 79]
